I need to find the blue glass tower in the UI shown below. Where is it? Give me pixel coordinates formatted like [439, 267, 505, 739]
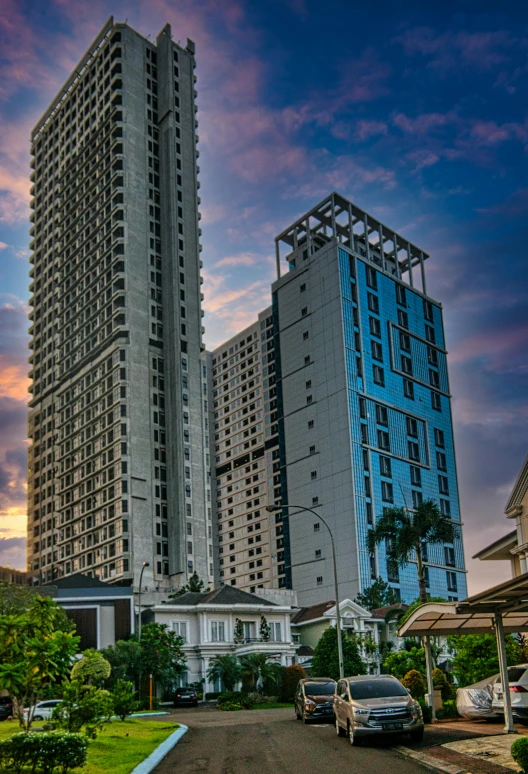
[272, 193, 467, 606]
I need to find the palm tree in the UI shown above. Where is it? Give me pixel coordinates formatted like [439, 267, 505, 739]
[366, 499, 459, 604]
[206, 654, 242, 692]
[240, 654, 282, 692]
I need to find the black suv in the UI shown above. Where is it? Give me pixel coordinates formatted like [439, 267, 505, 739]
[174, 688, 198, 707]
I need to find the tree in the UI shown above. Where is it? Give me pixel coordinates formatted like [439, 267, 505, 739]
[447, 633, 523, 687]
[240, 654, 282, 692]
[279, 665, 306, 702]
[312, 628, 366, 681]
[0, 583, 39, 615]
[139, 623, 186, 692]
[234, 618, 244, 644]
[53, 681, 113, 739]
[402, 669, 425, 699]
[101, 639, 142, 689]
[355, 577, 399, 610]
[0, 596, 80, 729]
[382, 645, 426, 680]
[111, 679, 138, 721]
[71, 650, 111, 686]
[259, 616, 271, 642]
[207, 654, 242, 692]
[167, 573, 209, 600]
[367, 500, 459, 605]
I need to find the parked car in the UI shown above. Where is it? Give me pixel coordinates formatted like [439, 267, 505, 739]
[0, 697, 13, 722]
[174, 688, 198, 707]
[492, 665, 528, 724]
[334, 675, 424, 745]
[295, 677, 336, 723]
[457, 674, 499, 720]
[23, 700, 62, 722]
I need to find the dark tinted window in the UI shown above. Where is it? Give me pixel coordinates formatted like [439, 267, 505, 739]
[497, 668, 527, 684]
[349, 679, 407, 700]
[304, 682, 335, 696]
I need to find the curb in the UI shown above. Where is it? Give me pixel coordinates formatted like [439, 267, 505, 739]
[130, 724, 189, 774]
[395, 745, 469, 774]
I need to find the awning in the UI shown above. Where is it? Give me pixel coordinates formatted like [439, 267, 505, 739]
[397, 572, 528, 734]
[398, 572, 528, 638]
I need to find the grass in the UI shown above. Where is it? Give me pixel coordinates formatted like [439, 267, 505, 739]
[0, 718, 179, 774]
[251, 702, 294, 710]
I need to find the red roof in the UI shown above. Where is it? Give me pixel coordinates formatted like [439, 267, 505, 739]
[291, 600, 335, 624]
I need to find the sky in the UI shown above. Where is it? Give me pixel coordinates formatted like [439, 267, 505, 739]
[0, 0, 527, 593]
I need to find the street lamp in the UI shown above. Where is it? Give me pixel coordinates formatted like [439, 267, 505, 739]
[137, 562, 150, 641]
[266, 503, 344, 679]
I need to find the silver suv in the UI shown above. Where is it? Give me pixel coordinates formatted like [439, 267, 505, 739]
[334, 675, 424, 746]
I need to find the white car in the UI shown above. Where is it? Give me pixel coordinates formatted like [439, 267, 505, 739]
[492, 665, 528, 725]
[23, 700, 62, 722]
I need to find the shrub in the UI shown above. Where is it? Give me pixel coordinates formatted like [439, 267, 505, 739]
[112, 679, 138, 721]
[418, 699, 432, 723]
[53, 682, 113, 739]
[440, 699, 459, 719]
[512, 736, 528, 773]
[71, 651, 111, 686]
[216, 691, 256, 710]
[205, 692, 221, 700]
[219, 701, 244, 711]
[402, 669, 426, 699]
[279, 665, 306, 703]
[0, 731, 88, 774]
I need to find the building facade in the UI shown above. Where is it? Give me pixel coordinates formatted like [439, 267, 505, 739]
[143, 586, 297, 691]
[207, 308, 286, 592]
[272, 193, 467, 606]
[27, 18, 213, 591]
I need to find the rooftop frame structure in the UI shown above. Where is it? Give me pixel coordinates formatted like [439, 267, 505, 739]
[275, 192, 430, 295]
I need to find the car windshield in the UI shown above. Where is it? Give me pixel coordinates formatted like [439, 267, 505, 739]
[496, 668, 527, 684]
[349, 679, 408, 700]
[305, 682, 335, 696]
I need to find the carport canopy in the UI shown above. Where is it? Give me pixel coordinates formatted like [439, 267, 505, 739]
[397, 572, 528, 733]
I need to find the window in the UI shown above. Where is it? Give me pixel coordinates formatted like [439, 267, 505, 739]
[366, 266, 377, 289]
[366, 502, 373, 525]
[376, 404, 388, 426]
[361, 423, 369, 444]
[387, 559, 399, 583]
[403, 379, 414, 399]
[301, 307, 308, 317]
[436, 451, 447, 471]
[316, 576, 323, 585]
[444, 546, 455, 567]
[428, 346, 438, 366]
[429, 369, 440, 388]
[401, 355, 413, 375]
[300, 283, 306, 292]
[398, 309, 408, 329]
[314, 522, 320, 532]
[368, 293, 379, 313]
[431, 392, 441, 412]
[396, 284, 406, 307]
[211, 621, 226, 641]
[381, 481, 393, 503]
[369, 317, 381, 337]
[439, 475, 449, 495]
[370, 554, 377, 580]
[359, 397, 368, 418]
[408, 441, 420, 461]
[270, 622, 282, 641]
[308, 420, 314, 429]
[303, 331, 309, 340]
[447, 571, 457, 592]
[378, 430, 390, 451]
[373, 365, 385, 386]
[371, 340, 383, 362]
[434, 428, 445, 448]
[410, 466, 422, 486]
[424, 299, 434, 322]
[304, 355, 311, 365]
[412, 489, 423, 508]
[380, 456, 391, 477]
[406, 416, 418, 437]
[310, 470, 317, 480]
[426, 324, 436, 343]
[172, 621, 188, 643]
[440, 499, 451, 517]
[400, 331, 411, 352]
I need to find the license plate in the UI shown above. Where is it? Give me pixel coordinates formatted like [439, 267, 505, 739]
[383, 722, 403, 730]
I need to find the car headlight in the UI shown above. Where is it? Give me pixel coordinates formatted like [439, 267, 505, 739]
[411, 702, 422, 717]
[304, 699, 316, 708]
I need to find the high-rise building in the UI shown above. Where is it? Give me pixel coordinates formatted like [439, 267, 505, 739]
[207, 308, 287, 592]
[27, 18, 213, 591]
[272, 193, 467, 605]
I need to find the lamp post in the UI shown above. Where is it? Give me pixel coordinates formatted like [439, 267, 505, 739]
[137, 561, 150, 641]
[266, 503, 344, 679]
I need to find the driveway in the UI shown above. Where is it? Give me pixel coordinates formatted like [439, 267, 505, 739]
[154, 706, 426, 774]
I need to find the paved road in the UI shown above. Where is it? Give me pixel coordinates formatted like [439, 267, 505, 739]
[154, 707, 426, 774]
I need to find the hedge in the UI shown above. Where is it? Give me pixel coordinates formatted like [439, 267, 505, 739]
[0, 731, 88, 774]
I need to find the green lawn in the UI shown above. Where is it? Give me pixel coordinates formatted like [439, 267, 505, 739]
[0, 719, 179, 774]
[252, 702, 294, 710]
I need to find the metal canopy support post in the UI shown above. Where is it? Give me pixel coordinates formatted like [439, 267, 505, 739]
[495, 611, 517, 734]
[423, 636, 437, 722]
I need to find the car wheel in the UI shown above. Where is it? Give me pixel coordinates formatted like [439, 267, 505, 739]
[302, 714, 311, 724]
[33, 715, 43, 721]
[336, 716, 346, 737]
[410, 728, 424, 742]
[348, 720, 361, 746]
[296, 708, 302, 720]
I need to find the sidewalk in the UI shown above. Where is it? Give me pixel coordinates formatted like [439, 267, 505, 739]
[398, 719, 528, 774]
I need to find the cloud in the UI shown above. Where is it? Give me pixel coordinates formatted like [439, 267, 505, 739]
[214, 253, 260, 268]
[0, 536, 26, 570]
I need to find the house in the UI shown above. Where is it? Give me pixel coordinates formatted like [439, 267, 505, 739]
[143, 586, 297, 690]
[41, 574, 134, 650]
[291, 599, 390, 673]
[474, 454, 528, 577]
